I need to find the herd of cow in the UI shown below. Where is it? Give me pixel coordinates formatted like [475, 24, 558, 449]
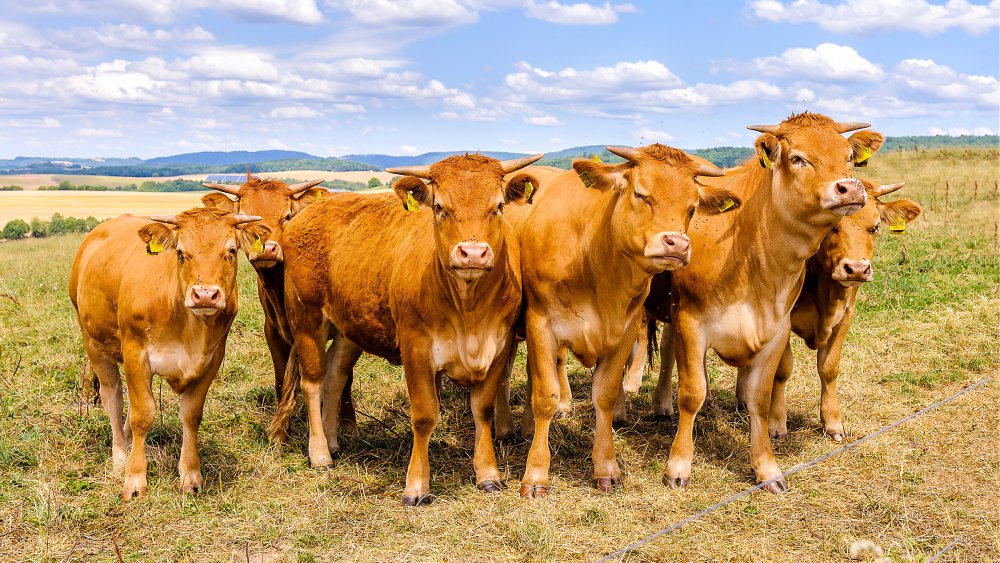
[68, 112, 922, 505]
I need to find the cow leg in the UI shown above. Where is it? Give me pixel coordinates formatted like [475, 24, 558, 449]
[817, 311, 854, 442]
[493, 339, 517, 442]
[121, 349, 155, 500]
[622, 328, 646, 393]
[264, 317, 291, 399]
[664, 315, 707, 488]
[742, 328, 790, 493]
[178, 355, 221, 495]
[321, 336, 362, 457]
[470, 348, 508, 492]
[768, 340, 794, 440]
[85, 341, 128, 471]
[401, 352, 439, 506]
[296, 328, 334, 468]
[592, 318, 640, 491]
[519, 359, 535, 439]
[556, 348, 572, 416]
[520, 314, 560, 498]
[652, 321, 675, 422]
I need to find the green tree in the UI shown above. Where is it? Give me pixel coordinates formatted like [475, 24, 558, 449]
[48, 213, 68, 235]
[29, 217, 48, 238]
[84, 216, 100, 231]
[2, 219, 29, 240]
[367, 177, 382, 189]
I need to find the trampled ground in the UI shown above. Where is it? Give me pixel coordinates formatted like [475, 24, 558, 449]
[0, 148, 996, 561]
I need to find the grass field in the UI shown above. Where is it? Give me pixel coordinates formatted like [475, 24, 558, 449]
[0, 148, 996, 561]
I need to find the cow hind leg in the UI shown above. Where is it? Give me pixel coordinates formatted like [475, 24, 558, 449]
[86, 342, 128, 471]
[321, 335, 362, 457]
[651, 322, 676, 422]
[492, 339, 518, 443]
[768, 341, 793, 440]
[556, 348, 572, 416]
[121, 350, 155, 500]
[817, 320, 851, 442]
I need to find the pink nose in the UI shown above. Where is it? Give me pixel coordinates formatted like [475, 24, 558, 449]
[661, 232, 691, 257]
[451, 242, 494, 269]
[835, 259, 873, 282]
[252, 240, 282, 262]
[835, 179, 867, 206]
[188, 284, 224, 308]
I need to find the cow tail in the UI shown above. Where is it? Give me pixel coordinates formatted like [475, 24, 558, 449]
[268, 341, 300, 445]
[646, 315, 659, 368]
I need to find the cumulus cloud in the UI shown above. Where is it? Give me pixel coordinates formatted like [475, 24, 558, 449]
[17, 0, 324, 25]
[50, 24, 214, 53]
[76, 127, 123, 137]
[523, 114, 561, 126]
[505, 60, 682, 102]
[625, 80, 785, 109]
[748, 0, 1000, 35]
[716, 43, 884, 82]
[178, 50, 280, 81]
[268, 105, 324, 118]
[325, 0, 478, 26]
[893, 58, 999, 108]
[525, 1, 637, 25]
[64, 60, 172, 104]
[635, 128, 674, 143]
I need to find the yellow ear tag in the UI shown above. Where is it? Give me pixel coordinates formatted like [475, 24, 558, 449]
[591, 155, 602, 163]
[759, 151, 772, 169]
[718, 197, 736, 212]
[146, 238, 163, 255]
[580, 171, 595, 188]
[251, 236, 264, 253]
[855, 145, 873, 164]
[889, 217, 906, 234]
[524, 181, 534, 202]
[405, 191, 419, 212]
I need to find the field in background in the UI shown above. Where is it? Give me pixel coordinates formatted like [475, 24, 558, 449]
[0, 148, 996, 561]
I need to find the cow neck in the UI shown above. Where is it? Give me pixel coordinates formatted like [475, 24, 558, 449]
[431, 233, 515, 318]
[808, 258, 857, 324]
[583, 188, 652, 302]
[255, 264, 285, 310]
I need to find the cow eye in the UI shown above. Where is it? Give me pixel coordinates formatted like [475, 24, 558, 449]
[633, 190, 647, 202]
[688, 206, 696, 218]
[176, 249, 186, 263]
[868, 225, 879, 234]
[790, 155, 806, 167]
[830, 226, 840, 234]
[496, 202, 504, 215]
[283, 211, 292, 222]
[434, 202, 447, 219]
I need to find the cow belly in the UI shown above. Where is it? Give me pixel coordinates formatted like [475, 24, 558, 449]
[551, 307, 628, 369]
[147, 343, 216, 391]
[431, 332, 503, 387]
[706, 303, 784, 365]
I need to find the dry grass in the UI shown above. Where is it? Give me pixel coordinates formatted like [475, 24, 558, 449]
[0, 148, 996, 561]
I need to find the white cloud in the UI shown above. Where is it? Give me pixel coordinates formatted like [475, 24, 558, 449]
[64, 60, 171, 103]
[505, 60, 682, 102]
[625, 80, 785, 109]
[928, 126, 998, 135]
[41, 117, 61, 128]
[268, 105, 323, 118]
[191, 118, 233, 130]
[16, 0, 323, 25]
[717, 43, 884, 82]
[76, 127, 123, 137]
[523, 114, 561, 126]
[808, 95, 931, 119]
[213, 0, 324, 24]
[179, 50, 280, 81]
[0, 55, 79, 75]
[400, 144, 421, 155]
[893, 58, 999, 108]
[333, 103, 366, 112]
[325, 0, 478, 26]
[50, 24, 214, 52]
[748, 0, 1000, 35]
[525, 1, 637, 25]
[635, 128, 674, 143]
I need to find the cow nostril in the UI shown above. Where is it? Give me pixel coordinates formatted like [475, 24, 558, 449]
[459, 247, 469, 258]
[479, 248, 488, 259]
[844, 264, 853, 274]
[837, 184, 849, 194]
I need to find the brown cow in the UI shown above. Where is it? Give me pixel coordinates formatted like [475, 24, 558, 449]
[513, 145, 740, 498]
[655, 112, 883, 493]
[279, 153, 541, 505]
[69, 197, 267, 499]
[771, 179, 922, 441]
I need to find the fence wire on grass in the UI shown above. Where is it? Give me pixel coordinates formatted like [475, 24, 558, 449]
[597, 376, 991, 562]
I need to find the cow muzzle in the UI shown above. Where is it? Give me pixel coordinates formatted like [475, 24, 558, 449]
[449, 241, 494, 280]
[250, 240, 282, 267]
[832, 259, 873, 286]
[645, 232, 691, 271]
[185, 284, 226, 314]
[825, 178, 867, 216]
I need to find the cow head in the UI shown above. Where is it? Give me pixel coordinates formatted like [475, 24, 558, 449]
[137, 206, 269, 316]
[750, 112, 885, 224]
[571, 144, 741, 273]
[388, 153, 542, 282]
[202, 176, 325, 269]
[812, 179, 922, 287]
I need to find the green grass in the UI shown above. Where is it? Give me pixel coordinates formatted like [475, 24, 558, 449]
[0, 148, 996, 561]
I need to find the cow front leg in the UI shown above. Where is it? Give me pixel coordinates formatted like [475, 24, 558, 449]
[401, 356, 439, 506]
[121, 349, 155, 500]
[742, 329, 790, 493]
[817, 312, 853, 441]
[592, 318, 639, 491]
[651, 321, 676, 422]
[178, 358, 220, 495]
[470, 350, 507, 492]
[768, 340, 794, 440]
[520, 315, 560, 498]
[321, 336, 362, 456]
[664, 315, 707, 489]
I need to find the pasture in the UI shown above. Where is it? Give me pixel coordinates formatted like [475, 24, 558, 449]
[0, 148, 996, 561]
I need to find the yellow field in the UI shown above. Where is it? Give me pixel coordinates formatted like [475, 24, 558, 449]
[0, 170, 392, 192]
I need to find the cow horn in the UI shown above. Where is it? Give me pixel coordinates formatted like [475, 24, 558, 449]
[232, 214, 262, 225]
[695, 163, 726, 177]
[606, 146, 642, 162]
[500, 153, 543, 173]
[289, 179, 325, 194]
[870, 181, 905, 198]
[150, 215, 178, 225]
[746, 124, 780, 134]
[203, 182, 241, 196]
[833, 121, 870, 134]
[386, 165, 431, 179]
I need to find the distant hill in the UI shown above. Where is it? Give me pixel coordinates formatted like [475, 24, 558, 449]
[341, 151, 532, 169]
[144, 150, 318, 166]
[882, 135, 998, 151]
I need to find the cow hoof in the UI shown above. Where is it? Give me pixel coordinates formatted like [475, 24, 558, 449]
[519, 484, 549, 499]
[401, 493, 435, 507]
[611, 418, 627, 430]
[180, 484, 200, 495]
[477, 479, 507, 494]
[762, 478, 789, 494]
[494, 433, 522, 446]
[829, 432, 844, 442]
[662, 475, 688, 489]
[593, 477, 622, 492]
[555, 409, 572, 419]
[770, 431, 789, 441]
[650, 413, 675, 425]
[121, 487, 147, 501]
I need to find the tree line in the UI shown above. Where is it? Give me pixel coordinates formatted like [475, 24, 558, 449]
[1, 213, 102, 241]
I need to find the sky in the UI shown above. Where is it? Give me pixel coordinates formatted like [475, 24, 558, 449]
[0, 0, 997, 159]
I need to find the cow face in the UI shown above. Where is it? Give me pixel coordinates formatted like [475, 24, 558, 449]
[202, 178, 324, 269]
[390, 153, 542, 282]
[572, 145, 741, 273]
[137, 208, 269, 316]
[812, 179, 922, 287]
[752, 113, 885, 224]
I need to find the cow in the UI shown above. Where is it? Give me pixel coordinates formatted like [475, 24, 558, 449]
[650, 112, 884, 493]
[199, 175, 345, 442]
[278, 153, 542, 505]
[512, 144, 741, 498]
[68, 197, 267, 499]
[647, 179, 922, 435]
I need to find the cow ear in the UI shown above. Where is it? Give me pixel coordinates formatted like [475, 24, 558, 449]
[697, 184, 742, 215]
[572, 159, 630, 191]
[237, 223, 272, 254]
[849, 130, 885, 167]
[393, 176, 430, 211]
[201, 192, 236, 213]
[504, 173, 540, 205]
[290, 187, 325, 215]
[878, 198, 922, 226]
[754, 134, 780, 170]
[137, 223, 178, 255]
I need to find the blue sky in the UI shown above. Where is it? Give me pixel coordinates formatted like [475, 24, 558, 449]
[0, 0, 997, 159]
